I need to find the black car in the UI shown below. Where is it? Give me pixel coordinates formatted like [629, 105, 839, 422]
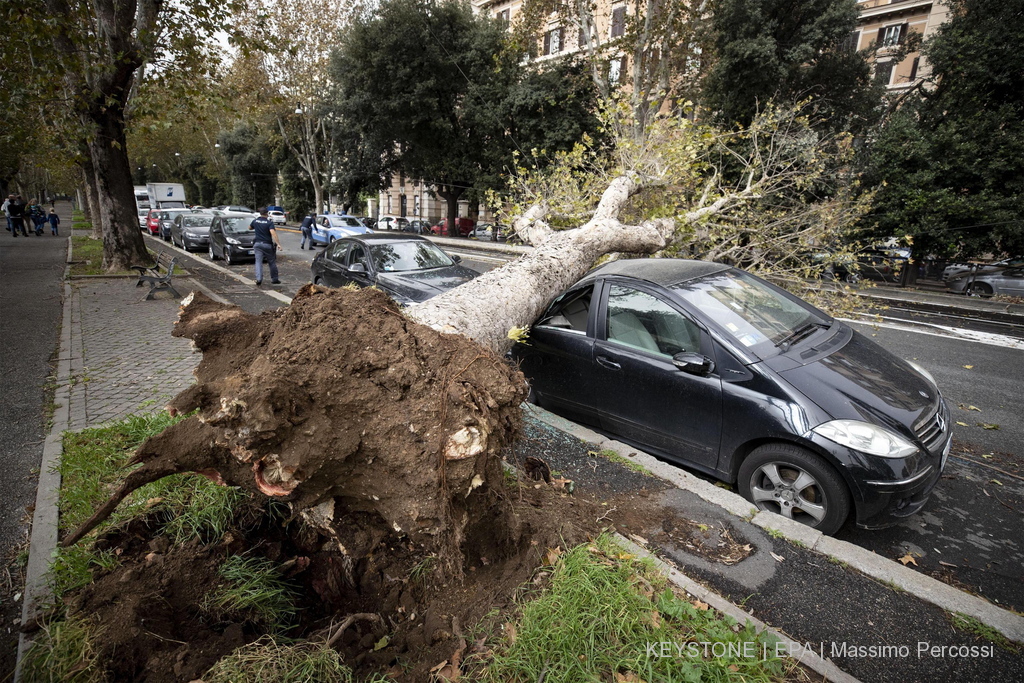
[208, 212, 258, 265]
[402, 219, 433, 235]
[170, 211, 215, 251]
[511, 259, 951, 535]
[310, 234, 479, 305]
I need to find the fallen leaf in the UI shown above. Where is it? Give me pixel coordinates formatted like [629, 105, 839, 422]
[939, 561, 958, 568]
[649, 611, 661, 628]
[728, 664, 740, 672]
[544, 547, 563, 566]
[979, 423, 1000, 430]
[504, 623, 517, 644]
[430, 660, 448, 674]
[983, 489, 991, 497]
[967, 405, 981, 412]
[770, 551, 785, 563]
[990, 479, 1003, 486]
[956, 421, 969, 427]
[692, 600, 710, 611]
[373, 635, 389, 651]
[898, 553, 918, 566]
[629, 534, 649, 545]
[963, 365, 974, 369]
[982, 454, 994, 459]
[617, 553, 635, 561]
[549, 476, 574, 493]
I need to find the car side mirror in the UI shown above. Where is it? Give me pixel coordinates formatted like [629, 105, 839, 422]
[452, 255, 462, 263]
[348, 263, 366, 274]
[672, 352, 715, 377]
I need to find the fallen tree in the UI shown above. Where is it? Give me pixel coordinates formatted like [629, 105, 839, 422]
[60, 105, 868, 584]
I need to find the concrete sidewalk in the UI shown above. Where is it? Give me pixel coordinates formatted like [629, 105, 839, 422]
[17, 240, 1024, 682]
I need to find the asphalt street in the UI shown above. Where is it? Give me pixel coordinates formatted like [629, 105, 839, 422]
[0, 219, 67, 674]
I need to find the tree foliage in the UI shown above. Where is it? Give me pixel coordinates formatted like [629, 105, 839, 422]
[702, 0, 878, 133]
[861, 0, 1024, 257]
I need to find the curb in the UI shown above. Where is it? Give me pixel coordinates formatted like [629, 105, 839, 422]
[524, 404, 1024, 645]
[614, 534, 862, 683]
[15, 241, 75, 680]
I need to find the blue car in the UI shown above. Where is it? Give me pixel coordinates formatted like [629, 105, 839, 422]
[311, 215, 373, 245]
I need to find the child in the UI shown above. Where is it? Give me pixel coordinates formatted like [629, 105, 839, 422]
[48, 208, 61, 236]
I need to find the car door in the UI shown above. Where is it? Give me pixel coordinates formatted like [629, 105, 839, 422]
[995, 268, 1024, 295]
[209, 218, 223, 256]
[342, 242, 375, 288]
[515, 284, 604, 428]
[317, 240, 350, 287]
[590, 281, 724, 471]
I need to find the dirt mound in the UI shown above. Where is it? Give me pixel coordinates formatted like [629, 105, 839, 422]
[65, 285, 529, 576]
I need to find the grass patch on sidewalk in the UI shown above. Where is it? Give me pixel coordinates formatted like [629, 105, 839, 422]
[53, 412, 247, 598]
[480, 535, 794, 682]
[68, 235, 131, 276]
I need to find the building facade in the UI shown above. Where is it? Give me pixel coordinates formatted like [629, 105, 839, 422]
[853, 0, 949, 92]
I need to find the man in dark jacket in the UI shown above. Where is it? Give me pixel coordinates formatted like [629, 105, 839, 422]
[8, 196, 27, 236]
[250, 208, 283, 286]
[299, 213, 315, 249]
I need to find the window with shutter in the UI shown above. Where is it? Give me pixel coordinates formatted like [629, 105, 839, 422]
[874, 60, 894, 86]
[909, 56, 920, 81]
[543, 31, 550, 55]
[611, 6, 626, 38]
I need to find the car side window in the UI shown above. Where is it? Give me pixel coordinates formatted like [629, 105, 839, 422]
[326, 240, 348, 263]
[346, 244, 369, 268]
[538, 285, 593, 334]
[605, 285, 701, 357]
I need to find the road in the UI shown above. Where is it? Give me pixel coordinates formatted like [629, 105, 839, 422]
[153, 229, 1023, 610]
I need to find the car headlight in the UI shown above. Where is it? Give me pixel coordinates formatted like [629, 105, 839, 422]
[184, 231, 199, 238]
[225, 237, 241, 245]
[812, 419, 918, 458]
[906, 360, 936, 387]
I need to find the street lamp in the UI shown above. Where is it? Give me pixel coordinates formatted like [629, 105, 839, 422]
[295, 104, 303, 115]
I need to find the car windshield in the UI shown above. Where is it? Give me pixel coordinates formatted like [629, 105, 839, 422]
[224, 216, 255, 233]
[330, 216, 364, 228]
[370, 241, 454, 272]
[182, 216, 213, 228]
[670, 269, 829, 357]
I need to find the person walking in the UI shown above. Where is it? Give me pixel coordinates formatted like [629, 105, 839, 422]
[2, 195, 12, 234]
[47, 208, 61, 235]
[299, 213, 314, 249]
[250, 207, 282, 286]
[28, 199, 46, 236]
[8, 195, 27, 236]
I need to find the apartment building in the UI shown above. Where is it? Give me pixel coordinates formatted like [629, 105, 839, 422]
[853, 0, 949, 92]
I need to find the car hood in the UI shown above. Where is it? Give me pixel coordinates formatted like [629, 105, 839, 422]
[226, 233, 255, 245]
[375, 266, 479, 303]
[183, 226, 211, 235]
[772, 329, 938, 438]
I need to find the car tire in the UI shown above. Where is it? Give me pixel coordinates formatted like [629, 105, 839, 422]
[966, 282, 993, 298]
[313, 276, 323, 286]
[738, 444, 851, 535]
[328, 235, 336, 244]
[209, 244, 218, 261]
[225, 249, 234, 266]
[844, 272, 861, 285]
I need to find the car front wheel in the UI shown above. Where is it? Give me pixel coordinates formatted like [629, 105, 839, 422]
[209, 244, 218, 261]
[738, 444, 851, 535]
[966, 282, 993, 298]
[225, 248, 234, 266]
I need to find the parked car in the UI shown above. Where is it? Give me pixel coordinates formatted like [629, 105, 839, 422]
[942, 256, 1024, 282]
[137, 206, 150, 229]
[268, 210, 287, 225]
[311, 215, 373, 245]
[946, 266, 1024, 297]
[403, 219, 433, 235]
[157, 208, 194, 240]
[222, 205, 254, 214]
[376, 216, 409, 231]
[469, 223, 507, 241]
[431, 217, 475, 237]
[208, 212, 258, 265]
[170, 211, 216, 252]
[310, 234, 479, 305]
[510, 259, 951, 535]
[144, 208, 190, 238]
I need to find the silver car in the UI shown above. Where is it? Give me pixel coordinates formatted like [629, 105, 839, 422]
[946, 266, 1024, 297]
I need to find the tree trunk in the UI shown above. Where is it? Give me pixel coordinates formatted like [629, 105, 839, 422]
[80, 154, 103, 240]
[88, 117, 149, 271]
[437, 185, 464, 237]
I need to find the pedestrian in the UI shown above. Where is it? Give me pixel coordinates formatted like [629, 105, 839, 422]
[250, 207, 282, 286]
[2, 195, 12, 234]
[299, 213, 314, 250]
[8, 195, 27, 236]
[47, 208, 61, 235]
[28, 199, 46, 236]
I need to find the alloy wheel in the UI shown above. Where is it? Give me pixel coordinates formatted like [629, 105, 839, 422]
[748, 463, 827, 525]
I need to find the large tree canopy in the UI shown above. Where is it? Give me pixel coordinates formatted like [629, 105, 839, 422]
[702, 0, 877, 132]
[861, 0, 1024, 257]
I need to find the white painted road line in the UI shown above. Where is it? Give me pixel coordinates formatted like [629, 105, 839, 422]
[841, 316, 1024, 350]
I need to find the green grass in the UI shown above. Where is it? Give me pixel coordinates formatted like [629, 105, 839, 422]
[949, 613, 1019, 653]
[68, 236, 128, 275]
[481, 535, 789, 683]
[201, 556, 300, 631]
[54, 412, 247, 598]
[19, 615, 104, 683]
[591, 448, 653, 476]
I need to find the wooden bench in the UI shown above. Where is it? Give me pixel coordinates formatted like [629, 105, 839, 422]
[131, 252, 181, 300]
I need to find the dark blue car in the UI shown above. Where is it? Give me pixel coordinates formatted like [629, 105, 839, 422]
[511, 259, 951, 535]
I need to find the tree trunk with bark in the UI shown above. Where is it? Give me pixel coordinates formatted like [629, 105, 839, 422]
[437, 184, 464, 237]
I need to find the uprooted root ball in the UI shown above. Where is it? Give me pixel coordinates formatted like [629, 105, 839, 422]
[63, 285, 529, 577]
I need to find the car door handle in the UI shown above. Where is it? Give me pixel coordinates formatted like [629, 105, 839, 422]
[596, 356, 621, 370]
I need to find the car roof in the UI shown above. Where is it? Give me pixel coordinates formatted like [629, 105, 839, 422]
[336, 233, 431, 245]
[580, 258, 732, 287]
